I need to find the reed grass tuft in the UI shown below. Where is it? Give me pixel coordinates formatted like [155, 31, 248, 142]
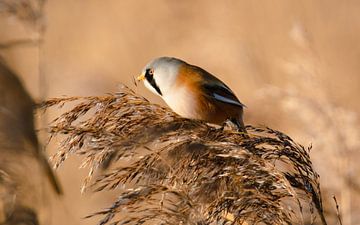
[41, 85, 327, 224]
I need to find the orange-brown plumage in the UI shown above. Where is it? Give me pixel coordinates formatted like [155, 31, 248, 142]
[176, 63, 244, 127]
[138, 57, 246, 131]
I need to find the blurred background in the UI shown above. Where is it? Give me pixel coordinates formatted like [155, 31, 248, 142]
[0, 0, 359, 224]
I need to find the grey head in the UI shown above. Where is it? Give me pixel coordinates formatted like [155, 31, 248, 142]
[139, 57, 185, 97]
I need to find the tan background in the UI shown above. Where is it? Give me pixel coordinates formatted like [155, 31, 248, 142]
[1, 0, 359, 224]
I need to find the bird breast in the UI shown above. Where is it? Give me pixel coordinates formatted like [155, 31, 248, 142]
[162, 86, 201, 120]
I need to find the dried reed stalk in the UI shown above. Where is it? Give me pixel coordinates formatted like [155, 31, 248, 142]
[0, 59, 58, 225]
[41, 85, 327, 225]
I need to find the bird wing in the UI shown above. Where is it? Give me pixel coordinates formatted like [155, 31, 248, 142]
[186, 64, 246, 108]
[203, 83, 246, 108]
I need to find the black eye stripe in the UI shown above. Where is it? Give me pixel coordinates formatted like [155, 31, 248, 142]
[145, 69, 152, 79]
[145, 69, 162, 96]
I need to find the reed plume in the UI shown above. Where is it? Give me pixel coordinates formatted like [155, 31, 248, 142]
[42, 84, 327, 225]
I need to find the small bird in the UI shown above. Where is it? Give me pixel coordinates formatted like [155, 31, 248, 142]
[137, 57, 246, 131]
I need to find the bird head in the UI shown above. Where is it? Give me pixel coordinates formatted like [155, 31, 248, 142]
[137, 57, 185, 97]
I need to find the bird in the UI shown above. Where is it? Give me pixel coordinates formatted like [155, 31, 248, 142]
[137, 57, 246, 131]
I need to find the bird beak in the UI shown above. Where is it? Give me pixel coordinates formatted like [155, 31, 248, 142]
[137, 73, 145, 81]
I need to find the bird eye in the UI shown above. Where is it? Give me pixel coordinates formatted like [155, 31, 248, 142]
[145, 69, 153, 78]
[144, 68, 162, 96]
